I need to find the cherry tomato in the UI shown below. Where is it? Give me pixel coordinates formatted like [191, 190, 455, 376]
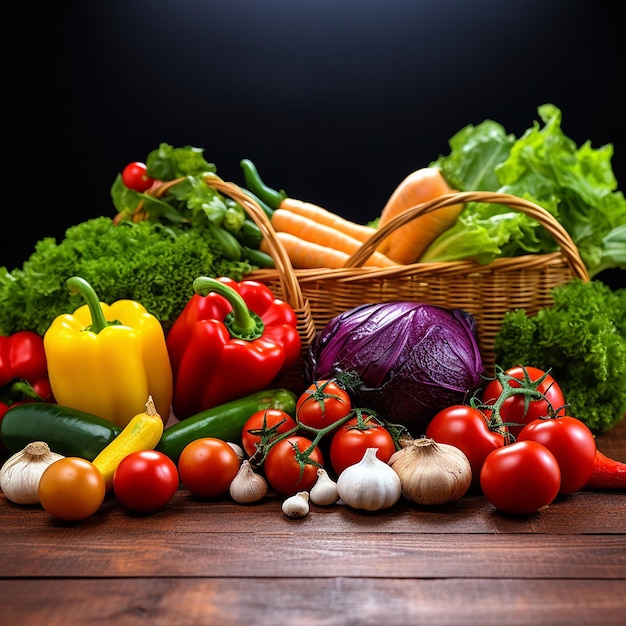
[296, 380, 352, 433]
[121, 161, 154, 192]
[241, 408, 297, 458]
[517, 416, 596, 495]
[178, 437, 241, 498]
[38, 457, 106, 521]
[480, 441, 561, 515]
[263, 435, 324, 496]
[483, 366, 566, 439]
[426, 405, 506, 489]
[113, 450, 179, 512]
[330, 415, 395, 476]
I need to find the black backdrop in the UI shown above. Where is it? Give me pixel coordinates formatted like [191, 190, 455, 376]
[6, 0, 625, 287]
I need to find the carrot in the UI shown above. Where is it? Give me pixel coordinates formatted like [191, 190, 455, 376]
[279, 198, 376, 243]
[375, 167, 464, 265]
[240, 158, 378, 243]
[261, 231, 353, 269]
[270, 208, 396, 268]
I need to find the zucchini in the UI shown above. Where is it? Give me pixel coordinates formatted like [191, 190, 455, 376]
[0, 402, 121, 461]
[156, 388, 297, 463]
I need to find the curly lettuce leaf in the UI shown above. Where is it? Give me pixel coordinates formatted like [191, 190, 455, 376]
[427, 104, 626, 276]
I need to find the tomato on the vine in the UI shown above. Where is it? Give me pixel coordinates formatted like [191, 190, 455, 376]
[482, 366, 566, 439]
[296, 379, 352, 433]
[38, 457, 106, 521]
[121, 161, 154, 192]
[263, 435, 323, 496]
[113, 450, 179, 512]
[426, 405, 506, 488]
[241, 408, 297, 458]
[517, 416, 596, 495]
[330, 414, 395, 476]
[178, 437, 241, 498]
[480, 441, 561, 515]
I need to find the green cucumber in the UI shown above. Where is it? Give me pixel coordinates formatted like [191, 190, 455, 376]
[155, 388, 297, 463]
[0, 403, 121, 461]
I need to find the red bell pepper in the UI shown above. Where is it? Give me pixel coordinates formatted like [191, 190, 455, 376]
[166, 276, 301, 419]
[0, 330, 55, 438]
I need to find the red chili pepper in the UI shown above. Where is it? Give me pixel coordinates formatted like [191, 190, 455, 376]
[166, 276, 301, 420]
[585, 449, 626, 490]
[0, 331, 55, 447]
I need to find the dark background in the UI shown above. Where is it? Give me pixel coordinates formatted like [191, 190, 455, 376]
[6, 0, 625, 287]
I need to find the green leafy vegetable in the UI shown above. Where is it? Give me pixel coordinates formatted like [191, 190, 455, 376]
[494, 279, 626, 434]
[426, 104, 626, 277]
[0, 217, 253, 337]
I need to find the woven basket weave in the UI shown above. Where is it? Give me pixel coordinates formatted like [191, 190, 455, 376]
[144, 179, 591, 391]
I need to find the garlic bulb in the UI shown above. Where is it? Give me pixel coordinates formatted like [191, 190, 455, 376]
[229, 460, 268, 504]
[337, 447, 401, 511]
[0, 441, 65, 505]
[389, 437, 471, 505]
[309, 468, 339, 506]
[282, 491, 310, 518]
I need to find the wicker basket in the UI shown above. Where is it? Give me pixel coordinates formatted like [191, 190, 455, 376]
[148, 179, 591, 391]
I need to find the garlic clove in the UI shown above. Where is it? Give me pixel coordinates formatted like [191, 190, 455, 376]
[0, 441, 65, 505]
[309, 468, 339, 506]
[281, 491, 310, 518]
[227, 441, 245, 463]
[229, 459, 268, 504]
[336, 447, 402, 511]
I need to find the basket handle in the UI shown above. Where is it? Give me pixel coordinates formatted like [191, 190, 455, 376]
[203, 177, 307, 310]
[345, 191, 590, 281]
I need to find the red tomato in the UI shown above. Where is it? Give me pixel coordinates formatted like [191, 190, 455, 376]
[482, 366, 566, 439]
[517, 416, 596, 495]
[480, 441, 561, 515]
[264, 435, 324, 496]
[296, 380, 352, 433]
[426, 405, 506, 489]
[330, 415, 395, 476]
[241, 408, 297, 458]
[178, 437, 241, 498]
[113, 450, 179, 512]
[121, 161, 154, 192]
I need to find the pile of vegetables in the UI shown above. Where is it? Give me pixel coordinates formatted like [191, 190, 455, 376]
[1, 105, 626, 525]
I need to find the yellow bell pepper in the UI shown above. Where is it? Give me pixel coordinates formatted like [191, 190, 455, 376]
[43, 276, 173, 428]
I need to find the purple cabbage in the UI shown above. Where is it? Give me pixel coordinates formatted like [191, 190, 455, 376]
[303, 302, 485, 436]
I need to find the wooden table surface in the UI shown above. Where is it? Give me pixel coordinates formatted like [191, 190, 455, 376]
[2, 418, 625, 626]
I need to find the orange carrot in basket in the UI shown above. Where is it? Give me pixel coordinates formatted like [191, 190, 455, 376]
[270, 208, 396, 268]
[375, 167, 464, 265]
[278, 198, 377, 243]
[240, 159, 377, 243]
[261, 232, 353, 269]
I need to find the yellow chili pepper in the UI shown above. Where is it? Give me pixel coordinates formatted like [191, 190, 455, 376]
[43, 276, 173, 428]
[92, 395, 165, 491]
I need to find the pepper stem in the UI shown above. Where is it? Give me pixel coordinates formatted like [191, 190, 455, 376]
[66, 276, 111, 334]
[240, 159, 287, 210]
[193, 277, 264, 341]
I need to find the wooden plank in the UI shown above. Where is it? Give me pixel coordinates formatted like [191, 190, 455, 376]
[1, 488, 626, 536]
[2, 531, 625, 579]
[2, 578, 625, 626]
